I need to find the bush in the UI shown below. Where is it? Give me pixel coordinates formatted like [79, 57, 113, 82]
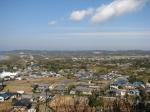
[88, 92, 103, 107]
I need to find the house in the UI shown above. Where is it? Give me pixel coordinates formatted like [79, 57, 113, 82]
[125, 83, 135, 89]
[8, 92, 21, 99]
[110, 77, 129, 90]
[146, 82, 150, 88]
[109, 89, 126, 96]
[0, 71, 18, 79]
[89, 85, 100, 91]
[146, 87, 150, 93]
[15, 77, 22, 80]
[117, 89, 126, 96]
[113, 78, 128, 87]
[128, 89, 140, 96]
[17, 91, 25, 94]
[53, 85, 68, 95]
[55, 73, 61, 77]
[21, 94, 33, 99]
[133, 81, 145, 88]
[4, 76, 11, 81]
[0, 96, 4, 102]
[75, 71, 92, 80]
[0, 92, 20, 102]
[110, 84, 119, 90]
[13, 98, 32, 111]
[0, 92, 11, 101]
[49, 84, 56, 90]
[32, 83, 49, 93]
[28, 108, 36, 112]
[38, 84, 49, 91]
[70, 86, 93, 95]
[70, 90, 76, 94]
[38, 91, 53, 102]
[77, 81, 94, 87]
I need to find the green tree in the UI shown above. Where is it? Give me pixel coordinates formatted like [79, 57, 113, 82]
[68, 84, 75, 94]
[128, 75, 137, 83]
[88, 92, 103, 107]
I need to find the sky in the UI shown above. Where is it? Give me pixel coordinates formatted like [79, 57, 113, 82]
[0, 0, 150, 51]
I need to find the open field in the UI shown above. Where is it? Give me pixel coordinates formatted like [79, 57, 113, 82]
[4, 77, 65, 93]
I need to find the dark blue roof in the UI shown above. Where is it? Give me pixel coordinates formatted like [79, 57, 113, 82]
[114, 79, 128, 86]
[133, 81, 144, 87]
[0, 93, 10, 99]
[0, 92, 20, 99]
[13, 98, 31, 109]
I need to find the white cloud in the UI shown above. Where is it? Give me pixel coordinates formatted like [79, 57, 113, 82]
[70, 0, 147, 23]
[48, 20, 57, 26]
[70, 8, 94, 21]
[91, 0, 147, 23]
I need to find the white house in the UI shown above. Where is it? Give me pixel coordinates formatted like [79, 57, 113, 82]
[0, 95, 5, 102]
[146, 82, 150, 88]
[49, 84, 56, 90]
[15, 77, 22, 80]
[0, 71, 18, 78]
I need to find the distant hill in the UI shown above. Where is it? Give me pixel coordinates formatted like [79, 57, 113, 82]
[0, 50, 150, 56]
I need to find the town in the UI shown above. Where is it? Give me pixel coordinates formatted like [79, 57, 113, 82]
[1, 0, 150, 111]
[0, 50, 150, 112]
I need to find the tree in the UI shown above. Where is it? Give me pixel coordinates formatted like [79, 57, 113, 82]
[128, 75, 137, 83]
[32, 84, 39, 93]
[88, 92, 103, 107]
[67, 84, 75, 94]
[113, 99, 121, 112]
[11, 98, 17, 106]
[146, 103, 150, 112]
[118, 86, 123, 89]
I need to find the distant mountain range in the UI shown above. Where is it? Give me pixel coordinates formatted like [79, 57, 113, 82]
[0, 50, 150, 56]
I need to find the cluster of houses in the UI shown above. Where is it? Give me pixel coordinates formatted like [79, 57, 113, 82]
[0, 92, 21, 102]
[0, 89, 35, 111]
[0, 68, 150, 111]
[74, 71, 93, 80]
[70, 81, 100, 95]
[23, 71, 62, 80]
[73, 70, 121, 81]
[0, 71, 23, 81]
[109, 76, 145, 97]
[31, 79, 100, 101]
[93, 71, 122, 81]
[0, 70, 62, 82]
[0, 85, 38, 111]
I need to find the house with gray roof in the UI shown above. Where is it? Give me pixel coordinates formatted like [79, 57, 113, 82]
[53, 85, 68, 95]
[70, 86, 94, 95]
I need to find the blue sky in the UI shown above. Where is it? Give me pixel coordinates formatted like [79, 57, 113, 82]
[0, 0, 150, 51]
